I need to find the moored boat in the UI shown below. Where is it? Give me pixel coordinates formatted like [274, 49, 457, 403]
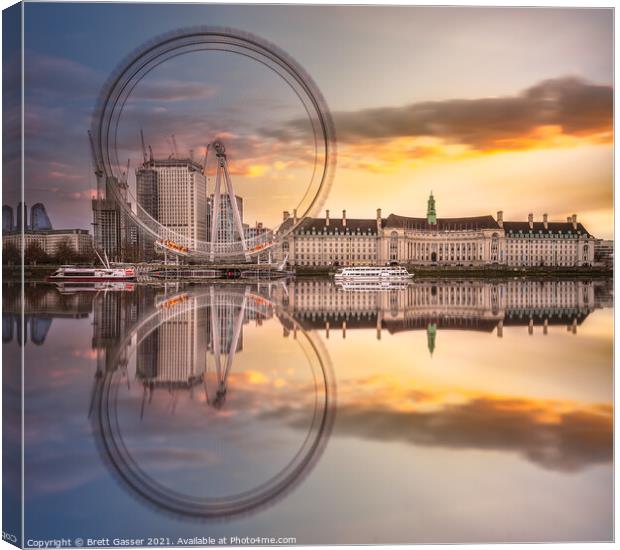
[47, 265, 136, 282]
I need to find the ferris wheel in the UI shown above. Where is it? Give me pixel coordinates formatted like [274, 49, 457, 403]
[90, 26, 336, 262]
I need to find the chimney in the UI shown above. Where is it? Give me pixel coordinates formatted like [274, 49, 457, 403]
[283, 210, 290, 221]
[325, 209, 330, 226]
[376, 208, 382, 231]
[572, 214, 577, 230]
[528, 213, 533, 229]
[567, 216, 572, 223]
[342, 209, 347, 227]
[497, 210, 503, 228]
[543, 213, 548, 230]
[293, 209, 298, 224]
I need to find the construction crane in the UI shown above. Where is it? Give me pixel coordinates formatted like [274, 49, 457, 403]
[171, 134, 179, 159]
[140, 129, 148, 165]
[87, 131, 103, 179]
[122, 158, 130, 186]
[165, 136, 174, 159]
[202, 144, 210, 177]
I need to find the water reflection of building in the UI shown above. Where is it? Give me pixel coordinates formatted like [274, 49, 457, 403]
[2, 283, 92, 346]
[91, 285, 143, 374]
[137, 297, 208, 389]
[277, 279, 610, 355]
[133, 286, 269, 413]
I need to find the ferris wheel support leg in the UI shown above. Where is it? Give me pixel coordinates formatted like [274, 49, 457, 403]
[223, 162, 250, 261]
[210, 164, 222, 263]
[222, 291, 247, 387]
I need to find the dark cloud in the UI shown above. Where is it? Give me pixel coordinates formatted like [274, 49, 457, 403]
[265, 76, 613, 150]
[273, 397, 612, 473]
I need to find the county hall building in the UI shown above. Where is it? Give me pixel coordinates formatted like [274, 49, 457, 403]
[278, 193, 596, 268]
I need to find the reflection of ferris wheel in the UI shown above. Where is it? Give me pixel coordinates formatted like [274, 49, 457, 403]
[90, 285, 336, 520]
[90, 26, 336, 261]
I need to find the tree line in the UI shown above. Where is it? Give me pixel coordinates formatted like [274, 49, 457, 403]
[3, 239, 97, 265]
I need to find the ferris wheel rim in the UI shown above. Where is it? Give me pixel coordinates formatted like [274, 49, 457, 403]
[92, 26, 336, 260]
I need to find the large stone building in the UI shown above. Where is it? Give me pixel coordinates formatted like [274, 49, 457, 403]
[278, 193, 597, 268]
[3, 228, 93, 256]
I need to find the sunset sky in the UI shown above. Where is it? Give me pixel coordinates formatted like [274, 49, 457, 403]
[12, 4, 614, 237]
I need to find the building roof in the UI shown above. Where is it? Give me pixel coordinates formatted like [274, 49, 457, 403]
[503, 221, 592, 237]
[290, 217, 378, 234]
[143, 158, 204, 172]
[4, 228, 90, 236]
[384, 214, 500, 231]
[278, 211, 594, 237]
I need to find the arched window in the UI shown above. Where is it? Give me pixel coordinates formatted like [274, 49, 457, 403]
[389, 231, 398, 261]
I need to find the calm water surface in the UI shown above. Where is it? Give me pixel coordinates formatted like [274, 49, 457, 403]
[4, 278, 613, 544]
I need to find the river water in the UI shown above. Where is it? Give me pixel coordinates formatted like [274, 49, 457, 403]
[3, 278, 613, 544]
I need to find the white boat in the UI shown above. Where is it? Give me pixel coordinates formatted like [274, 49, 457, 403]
[333, 266, 413, 281]
[47, 265, 136, 282]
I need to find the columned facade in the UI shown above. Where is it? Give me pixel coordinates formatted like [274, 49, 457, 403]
[278, 193, 596, 268]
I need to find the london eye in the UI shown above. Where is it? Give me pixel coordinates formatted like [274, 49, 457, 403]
[90, 26, 336, 262]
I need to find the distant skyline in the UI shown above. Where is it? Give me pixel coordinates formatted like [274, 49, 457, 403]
[8, 4, 614, 238]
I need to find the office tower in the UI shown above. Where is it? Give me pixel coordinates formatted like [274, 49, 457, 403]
[92, 176, 128, 261]
[30, 203, 53, 230]
[137, 158, 207, 250]
[135, 165, 158, 259]
[3, 205, 14, 232]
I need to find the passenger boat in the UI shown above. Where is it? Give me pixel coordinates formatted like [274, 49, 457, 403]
[47, 265, 136, 282]
[333, 266, 413, 281]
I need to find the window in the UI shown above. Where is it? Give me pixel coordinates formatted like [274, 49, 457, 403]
[389, 231, 398, 261]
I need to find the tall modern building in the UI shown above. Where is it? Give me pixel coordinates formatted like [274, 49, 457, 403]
[135, 164, 159, 259]
[92, 176, 129, 261]
[136, 158, 207, 251]
[30, 203, 52, 230]
[3, 205, 14, 232]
